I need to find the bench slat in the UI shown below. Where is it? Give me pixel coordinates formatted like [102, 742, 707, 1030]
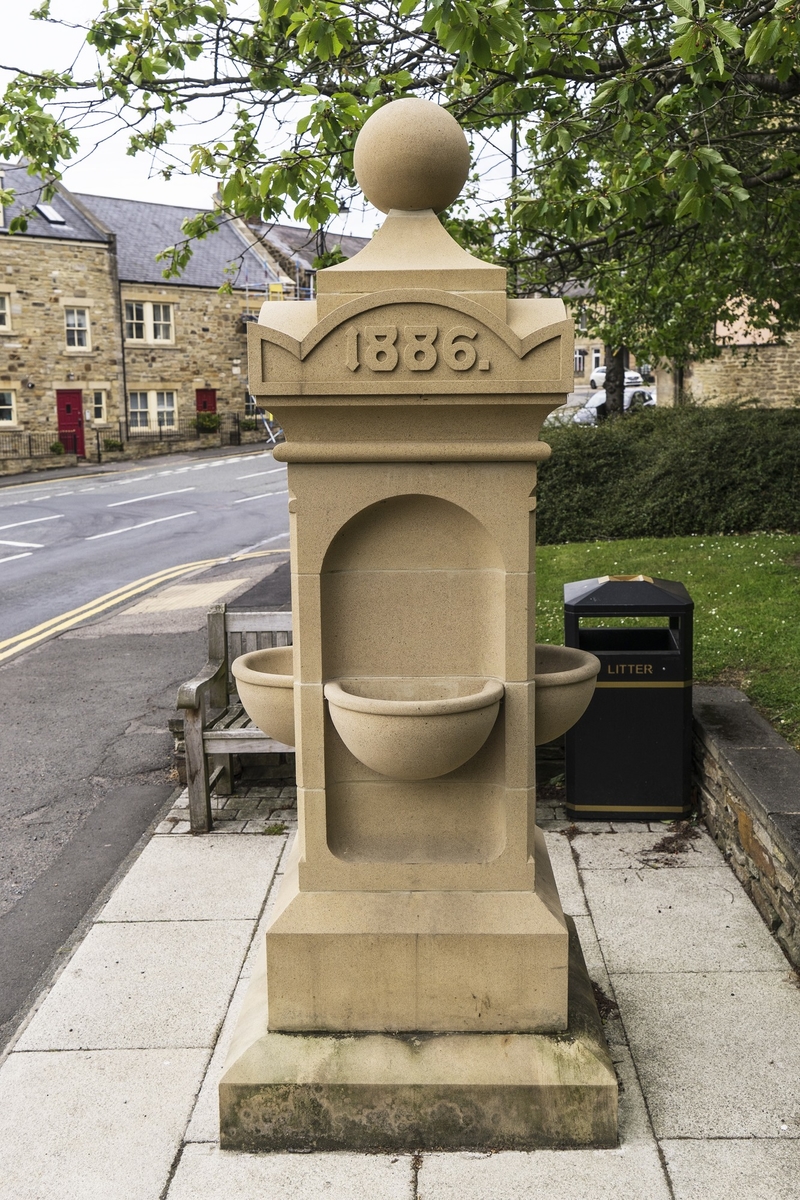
[209, 708, 244, 732]
[203, 731, 294, 754]
[225, 610, 293, 633]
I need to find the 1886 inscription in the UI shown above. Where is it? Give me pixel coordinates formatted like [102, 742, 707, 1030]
[345, 324, 490, 373]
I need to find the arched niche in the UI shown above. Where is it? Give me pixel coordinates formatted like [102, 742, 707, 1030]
[321, 494, 505, 682]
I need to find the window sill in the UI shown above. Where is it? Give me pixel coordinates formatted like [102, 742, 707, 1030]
[124, 341, 177, 349]
[63, 348, 95, 355]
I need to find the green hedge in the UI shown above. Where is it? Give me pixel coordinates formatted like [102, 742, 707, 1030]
[536, 405, 800, 544]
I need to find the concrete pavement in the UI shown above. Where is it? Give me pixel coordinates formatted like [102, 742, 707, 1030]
[1, 785, 798, 1199]
[0, 552, 289, 1052]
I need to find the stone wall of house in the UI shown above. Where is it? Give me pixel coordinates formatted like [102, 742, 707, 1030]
[120, 283, 253, 425]
[0, 234, 124, 437]
[0, 232, 267, 450]
[688, 338, 800, 405]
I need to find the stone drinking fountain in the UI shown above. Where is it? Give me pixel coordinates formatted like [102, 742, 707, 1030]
[220, 98, 616, 1151]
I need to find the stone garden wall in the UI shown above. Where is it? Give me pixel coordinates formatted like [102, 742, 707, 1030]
[693, 686, 800, 970]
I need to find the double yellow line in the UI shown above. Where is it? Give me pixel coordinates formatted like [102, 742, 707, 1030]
[0, 548, 288, 666]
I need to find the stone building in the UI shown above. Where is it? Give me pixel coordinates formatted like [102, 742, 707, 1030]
[686, 334, 800, 406]
[0, 164, 123, 454]
[0, 164, 368, 457]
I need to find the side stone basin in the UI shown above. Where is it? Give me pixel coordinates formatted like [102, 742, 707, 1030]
[231, 646, 295, 745]
[323, 677, 504, 780]
[533, 644, 601, 745]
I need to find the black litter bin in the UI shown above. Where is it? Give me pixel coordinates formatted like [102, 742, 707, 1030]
[564, 575, 693, 821]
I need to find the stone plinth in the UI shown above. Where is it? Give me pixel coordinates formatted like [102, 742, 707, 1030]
[220, 918, 616, 1152]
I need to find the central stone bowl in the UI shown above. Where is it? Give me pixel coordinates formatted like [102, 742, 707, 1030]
[231, 646, 295, 746]
[533, 644, 601, 745]
[323, 677, 504, 780]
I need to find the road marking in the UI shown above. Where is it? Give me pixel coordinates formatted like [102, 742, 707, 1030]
[0, 539, 43, 548]
[236, 468, 284, 480]
[107, 487, 196, 508]
[260, 533, 290, 544]
[0, 514, 64, 532]
[85, 511, 196, 541]
[233, 489, 289, 504]
[0, 552, 33, 565]
[54, 491, 75, 497]
[0, 547, 288, 663]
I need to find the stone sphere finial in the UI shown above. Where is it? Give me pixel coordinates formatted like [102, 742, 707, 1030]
[353, 98, 470, 214]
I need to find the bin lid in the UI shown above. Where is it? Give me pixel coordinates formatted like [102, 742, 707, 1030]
[564, 575, 693, 614]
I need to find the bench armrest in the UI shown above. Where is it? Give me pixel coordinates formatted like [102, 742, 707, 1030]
[177, 658, 226, 710]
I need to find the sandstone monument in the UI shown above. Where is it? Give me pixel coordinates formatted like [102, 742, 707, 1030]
[220, 97, 616, 1150]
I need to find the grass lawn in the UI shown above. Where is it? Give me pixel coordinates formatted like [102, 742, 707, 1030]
[535, 532, 800, 750]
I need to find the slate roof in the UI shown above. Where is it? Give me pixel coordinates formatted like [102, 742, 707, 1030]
[74, 193, 266, 289]
[248, 221, 370, 272]
[1, 162, 370, 288]
[0, 164, 108, 243]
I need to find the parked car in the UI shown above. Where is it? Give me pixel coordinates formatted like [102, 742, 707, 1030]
[589, 366, 644, 390]
[573, 386, 656, 425]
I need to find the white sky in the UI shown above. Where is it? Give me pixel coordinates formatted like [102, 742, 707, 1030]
[1, 0, 514, 239]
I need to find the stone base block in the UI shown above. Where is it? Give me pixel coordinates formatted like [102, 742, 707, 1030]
[219, 918, 617, 1151]
[265, 826, 569, 1032]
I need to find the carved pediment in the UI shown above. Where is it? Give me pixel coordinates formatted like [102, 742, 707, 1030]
[248, 290, 572, 398]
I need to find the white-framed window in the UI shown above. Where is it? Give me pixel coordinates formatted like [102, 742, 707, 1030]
[152, 304, 172, 341]
[0, 390, 17, 423]
[244, 392, 257, 415]
[125, 301, 145, 341]
[92, 390, 107, 422]
[65, 307, 90, 350]
[124, 300, 174, 344]
[129, 391, 150, 428]
[0, 294, 9, 331]
[156, 390, 176, 426]
[574, 348, 587, 376]
[592, 347, 602, 370]
[129, 389, 178, 429]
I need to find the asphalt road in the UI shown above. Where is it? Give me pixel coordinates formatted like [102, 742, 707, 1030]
[0, 447, 291, 1052]
[0, 448, 290, 644]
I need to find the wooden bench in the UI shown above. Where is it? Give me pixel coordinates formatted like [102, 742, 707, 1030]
[177, 604, 294, 833]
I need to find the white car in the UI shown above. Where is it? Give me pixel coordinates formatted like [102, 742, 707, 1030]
[589, 366, 644, 391]
[573, 387, 656, 425]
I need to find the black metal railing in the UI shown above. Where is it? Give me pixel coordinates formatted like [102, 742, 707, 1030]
[0, 431, 69, 458]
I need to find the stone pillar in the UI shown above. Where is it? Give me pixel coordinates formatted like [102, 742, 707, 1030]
[220, 98, 617, 1150]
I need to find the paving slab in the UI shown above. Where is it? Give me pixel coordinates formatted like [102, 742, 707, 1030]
[543, 830, 587, 915]
[612, 970, 800, 1138]
[571, 828, 723, 871]
[185, 973, 250, 1143]
[98, 834, 284, 922]
[662, 1138, 800, 1200]
[15, 919, 253, 1051]
[167, 1143, 414, 1199]
[612, 1044, 655, 1146]
[583, 866, 788, 973]
[570, 913, 609, 989]
[0, 1048, 207, 1200]
[416, 1143, 671, 1199]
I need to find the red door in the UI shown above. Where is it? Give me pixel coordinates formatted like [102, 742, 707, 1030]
[195, 389, 217, 413]
[56, 390, 85, 457]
